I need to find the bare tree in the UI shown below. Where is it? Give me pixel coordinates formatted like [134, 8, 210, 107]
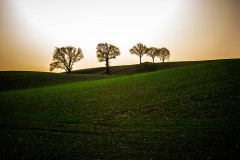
[129, 43, 148, 64]
[49, 46, 84, 73]
[158, 47, 170, 63]
[147, 47, 158, 63]
[96, 43, 120, 75]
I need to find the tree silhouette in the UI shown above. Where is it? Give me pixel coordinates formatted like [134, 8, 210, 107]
[129, 43, 148, 64]
[96, 43, 120, 75]
[158, 47, 170, 63]
[147, 47, 158, 63]
[49, 46, 84, 73]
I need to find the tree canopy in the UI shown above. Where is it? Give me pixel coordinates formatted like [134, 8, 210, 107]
[96, 43, 120, 74]
[129, 43, 148, 64]
[49, 46, 84, 73]
[147, 47, 158, 63]
[158, 47, 170, 63]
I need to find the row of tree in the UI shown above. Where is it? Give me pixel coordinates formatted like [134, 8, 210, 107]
[49, 43, 170, 74]
[130, 43, 170, 64]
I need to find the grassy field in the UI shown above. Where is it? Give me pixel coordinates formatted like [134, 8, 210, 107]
[71, 60, 213, 75]
[0, 60, 210, 91]
[0, 71, 119, 92]
[0, 59, 240, 159]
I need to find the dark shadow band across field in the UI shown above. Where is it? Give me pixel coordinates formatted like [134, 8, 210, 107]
[0, 59, 218, 92]
[0, 59, 240, 159]
[70, 59, 216, 75]
[0, 72, 120, 92]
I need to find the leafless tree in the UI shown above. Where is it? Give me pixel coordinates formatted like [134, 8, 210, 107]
[49, 46, 84, 73]
[96, 43, 120, 75]
[147, 47, 158, 63]
[158, 47, 170, 63]
[129, 43, 148, 64]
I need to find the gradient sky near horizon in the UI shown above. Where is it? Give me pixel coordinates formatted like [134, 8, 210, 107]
[0, 0, 240, 72]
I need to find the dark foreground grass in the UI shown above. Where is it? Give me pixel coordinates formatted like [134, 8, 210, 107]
[0, 71, 119, 92]
[0, 59, 240, 159]
[71, 60, 214, 75]
[0, 60, 212, 92]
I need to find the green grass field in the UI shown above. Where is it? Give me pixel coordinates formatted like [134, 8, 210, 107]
[71, 60, 214, 75]
[0, 59, 240, 159]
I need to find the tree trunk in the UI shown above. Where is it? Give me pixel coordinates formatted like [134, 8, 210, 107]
[153, 58, 154, 63]
[67, 69, 71, 74]
[106, 57, 109, 75]
[140, 56, 142, 64]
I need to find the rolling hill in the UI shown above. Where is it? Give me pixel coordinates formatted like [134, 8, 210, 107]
[71, 60, 214, 75]
[0, 71, 119, 92]
[0, 60, 212, 91]
[0, 59, 240, 159]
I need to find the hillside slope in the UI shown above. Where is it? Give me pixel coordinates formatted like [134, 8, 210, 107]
[0, 59, 240, 159]
[0, 71, 119, 91]
[71, 60, 215, 75]
[0, 60, 214, 91]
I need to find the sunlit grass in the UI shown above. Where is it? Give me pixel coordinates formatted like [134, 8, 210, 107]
[0, 59, 240, 159]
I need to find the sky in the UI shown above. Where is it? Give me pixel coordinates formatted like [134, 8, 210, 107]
[0, 0, 240, 72]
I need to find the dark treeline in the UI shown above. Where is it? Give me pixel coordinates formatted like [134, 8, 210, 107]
[49, 43, 170, 74]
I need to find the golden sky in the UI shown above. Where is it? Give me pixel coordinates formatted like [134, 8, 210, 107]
[0, 0, 240, 72]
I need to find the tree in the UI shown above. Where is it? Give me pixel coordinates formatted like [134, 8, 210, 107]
[49, 46, 84, 73]
[96, 43, 120, 75]
[158, 47, 170, 63]
[147, 47, 158, 63]
[129, 43, 148, 64]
